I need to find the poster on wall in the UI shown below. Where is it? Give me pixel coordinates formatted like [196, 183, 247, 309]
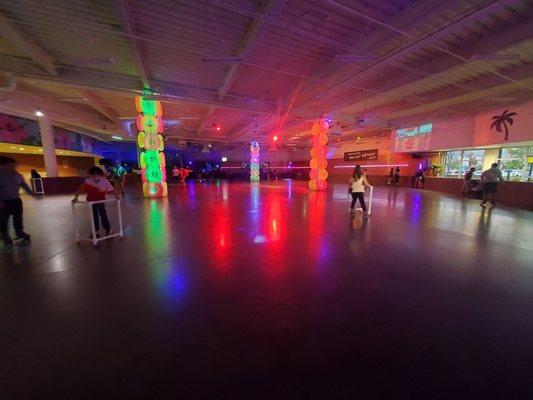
[394, 123, 432, 152]
[343, 149, 378, 161]
[0, 113, 97, 153]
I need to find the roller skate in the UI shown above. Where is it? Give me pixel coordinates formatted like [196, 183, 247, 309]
[2, 235, 13, 246]
[14, 231, 31, 245]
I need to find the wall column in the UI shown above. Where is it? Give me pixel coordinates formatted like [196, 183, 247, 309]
[483, 148, 499, 170]
[38, 114, 58, 177]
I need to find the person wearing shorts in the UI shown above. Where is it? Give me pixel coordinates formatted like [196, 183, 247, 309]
[480, 163, 504, 208]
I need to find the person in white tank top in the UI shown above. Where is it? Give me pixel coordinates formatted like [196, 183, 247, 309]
[349, 165, 372, 217]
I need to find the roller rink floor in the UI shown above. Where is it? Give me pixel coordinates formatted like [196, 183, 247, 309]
[1, 180, 533, 399]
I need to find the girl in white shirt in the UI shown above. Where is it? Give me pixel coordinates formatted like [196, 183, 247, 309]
[349, 165, 372, 217]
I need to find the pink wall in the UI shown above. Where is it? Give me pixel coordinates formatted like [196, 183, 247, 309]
[429, 116, 475, 150]
[327, 135, 417, 177]
[473, 101, 533, 146]
[391, 100, 533, 153]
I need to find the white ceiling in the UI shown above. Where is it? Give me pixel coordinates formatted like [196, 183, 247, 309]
[0, 0, 533, 146]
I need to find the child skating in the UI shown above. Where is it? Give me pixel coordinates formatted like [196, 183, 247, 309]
[72, 167, 116, 238]
[0, 156, 35, 245]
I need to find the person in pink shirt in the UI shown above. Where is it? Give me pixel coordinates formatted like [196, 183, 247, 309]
[72, 167, 116, 237]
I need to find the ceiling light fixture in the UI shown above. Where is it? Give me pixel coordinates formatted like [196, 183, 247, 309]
[334, 54, 378, 62]
[35, 109, 44, 117]
[112, 135, 122, 140]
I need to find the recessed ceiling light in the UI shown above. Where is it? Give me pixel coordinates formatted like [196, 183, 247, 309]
[19, 147, 24, 150]
[35, 110, 44, 117]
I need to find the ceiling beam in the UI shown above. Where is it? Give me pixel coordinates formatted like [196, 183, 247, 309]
[208, 0, 351, 51]
[337, 18, 533, 116]
[112, 0, 151, 89]
[0, 10, 57, 76]
[77, 89, 119, 122]
[383, 77, 533, 120]
[195, 106, 213, 135]
[292, 0, 526, 111]
[0, 56, 279, 114]
[0, 90, 124, 137]
[195, 0, 281, 137]
[218, 0, 280, 98]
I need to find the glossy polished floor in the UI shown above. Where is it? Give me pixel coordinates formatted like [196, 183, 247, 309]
[1, 180, 533, 399]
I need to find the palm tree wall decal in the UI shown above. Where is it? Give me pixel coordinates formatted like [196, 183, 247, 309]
[490, 109, 517, 141]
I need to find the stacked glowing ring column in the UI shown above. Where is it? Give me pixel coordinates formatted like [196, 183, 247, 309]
[135, 96, 167, 197]
[250, 140, 260, 182]
[309, 119, 329, 191]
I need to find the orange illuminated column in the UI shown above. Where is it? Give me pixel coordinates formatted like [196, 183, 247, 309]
[309, 119, 328, 191]
[135, 96, 167, 197]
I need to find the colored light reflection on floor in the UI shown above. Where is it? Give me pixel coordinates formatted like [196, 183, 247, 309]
[144, 199, 187, 302]
[307, 191, 329, 265]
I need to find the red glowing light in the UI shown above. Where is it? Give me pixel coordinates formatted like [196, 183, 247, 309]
[273, 135, 278, 142]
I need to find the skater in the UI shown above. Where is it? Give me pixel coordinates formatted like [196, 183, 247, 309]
[72, 167, 116, 237]
[394, 166, 401, 186]
[110, 161, 127, 196]
[0, 156, 34, 245]
[172, 166, 180, 182]
[462, 167, 476, 195]
[387, 168, 394, 185]
[480, 163, 504, 208]
[349, 165, 372, 218]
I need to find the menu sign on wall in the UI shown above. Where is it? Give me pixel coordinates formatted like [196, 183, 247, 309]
[394, 123, 432, 152]
[343, 149, 378, 161]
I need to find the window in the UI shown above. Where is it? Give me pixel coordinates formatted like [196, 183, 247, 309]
[444, 151, 462, 177]
[461, 149, 485, 179]
[498, 146, 533, 182]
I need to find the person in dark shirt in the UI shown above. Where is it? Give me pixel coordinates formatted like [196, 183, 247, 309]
[462, 167, 476, 195]
[0, 157, 34, 245]
[394, 167, 400, 186]
[480, 163, 504, 208]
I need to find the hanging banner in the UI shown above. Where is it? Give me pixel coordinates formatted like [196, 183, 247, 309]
[343, 149, 378, 161]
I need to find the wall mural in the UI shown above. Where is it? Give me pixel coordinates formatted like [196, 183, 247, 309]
[0, 112, 97, 154]
[491, 109, 517, 141]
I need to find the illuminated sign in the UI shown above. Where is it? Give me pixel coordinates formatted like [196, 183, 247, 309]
[394, 123, 432, 152]
[344, 149, 378, 161]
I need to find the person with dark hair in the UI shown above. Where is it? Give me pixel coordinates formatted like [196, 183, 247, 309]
[480, 163, 504, 208]
[30, 169, 42, 179]
[387, 167, 394, 185]
[0, 156, 34, 245]
[394, 166, 400, 186]
[73, 166, 116, 237]
[462, 167, 476, 195]
[349, 165, 372, 218]
[110, 161, 127, 196]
